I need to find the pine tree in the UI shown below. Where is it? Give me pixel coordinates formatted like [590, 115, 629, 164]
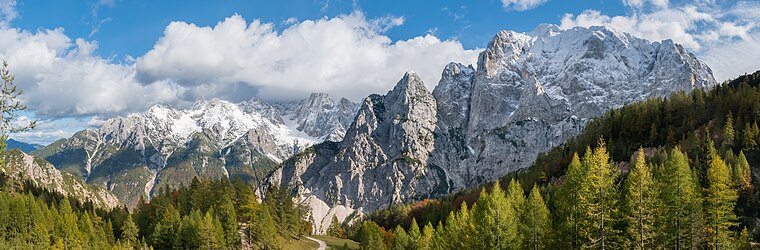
[722, 112, 735, 147]
[705, 151, 738, 249]
[391, 225, 412, 250]
[0, 61, 36, 157]
[327, 215, 345, 238]
[472, 180, 518, 249]
[734, 151, 752, 192]
[657, 147, 704, 249]
[358, 221, 386, 250]
[417, 222, 433, 250]
[445, 202, 475, 249]
[217, 195, 240, 248]
[506, 179, 526, 249]
[622, 148, 658, 249]
[522, 185, 552, 250]
[742, 122, 758, 150]
[737, 227, 751, 250]
[121, 215, 139, 248]
[556, 152, 586, 248]
[408, 218, 421, 245]
[578, 140, 619, 249]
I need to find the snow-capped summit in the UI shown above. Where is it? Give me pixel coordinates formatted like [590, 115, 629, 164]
[265, 25, 718, 234]
[34, 93, 358, 207]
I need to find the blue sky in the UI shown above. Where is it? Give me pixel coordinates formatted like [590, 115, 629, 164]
[1, 0, 758, 145]
[12, 0, 630, 58]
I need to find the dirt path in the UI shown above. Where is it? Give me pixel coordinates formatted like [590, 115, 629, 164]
[306, 236, 327, 250]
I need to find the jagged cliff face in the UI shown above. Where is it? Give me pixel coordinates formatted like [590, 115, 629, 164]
[437, 25, 716, 186]
[266, 73, 445, 233]
[266, 25, 718, 233]
[2, 149, 120, 208]
[33, 95, 357, 207]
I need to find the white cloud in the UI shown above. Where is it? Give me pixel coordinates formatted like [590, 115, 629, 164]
[623, 0, 668, 9]
[135, 12, 480, 101]
[560, 1, 760, 82]
[500, 0, 547, 11]
[0, 0, 16, 27]
[9, 117, 80, 145]
[0, 27, 184, 118]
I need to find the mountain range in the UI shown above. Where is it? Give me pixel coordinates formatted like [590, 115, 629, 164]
[26, 24, 716, 233]
[5, 138, 44, 153]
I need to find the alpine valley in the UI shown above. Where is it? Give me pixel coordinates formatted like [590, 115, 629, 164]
[27, 24, 717, 233]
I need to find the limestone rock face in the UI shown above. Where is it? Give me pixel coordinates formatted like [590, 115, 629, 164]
[2, 149, 120, 208]
[266, 25, 717, 233]
[33, 94, 358, 208]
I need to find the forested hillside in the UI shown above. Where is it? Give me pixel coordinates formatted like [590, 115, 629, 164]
[0, 174, 315, 249]
[356, 70, 760, 249]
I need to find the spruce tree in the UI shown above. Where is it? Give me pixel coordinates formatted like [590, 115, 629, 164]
[391, 225, 412, 250]
[121, 215, 139, 248]
[523, 185, 552, 250]
[578, 140, 619, 249]
[742, 122, 758, 150]
[705, 151, 738, 249]
[506, 179, 526, 249]
[418, 223, 433, 250]
[0, 61, 36, 156]
[722, 112, 735, 148]
[734, 151, 752, 192]
[622, 148, 657, 249]
[657, 147, 703, 249]
[556, 152, 586, 248]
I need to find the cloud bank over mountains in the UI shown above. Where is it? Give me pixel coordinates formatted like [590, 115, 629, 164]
[1, 0, 758, 144]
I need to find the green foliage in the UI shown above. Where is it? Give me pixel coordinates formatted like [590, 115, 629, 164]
[705, 150, 738, 249]
[357, 221, 386, 250]
[622, 148, 658, 249]
[656, 147, 704, 249]
[522, 185, 552, 250]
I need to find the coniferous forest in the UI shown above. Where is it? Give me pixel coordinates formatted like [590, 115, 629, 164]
[356, 72, 760, 249]
[0, 175, 311, 249]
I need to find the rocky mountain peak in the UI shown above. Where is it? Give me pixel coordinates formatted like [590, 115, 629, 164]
[477, 30, 533, 77]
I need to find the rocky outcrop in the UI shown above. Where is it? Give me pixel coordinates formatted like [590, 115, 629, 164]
[1, 149, 120, 208]
[33, 95, 356, 207]
[267, 25, 718, 233]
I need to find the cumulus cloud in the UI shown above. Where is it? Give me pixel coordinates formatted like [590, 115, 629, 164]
[0, 0, 16, 26]
[9, 116, 77, 145]
[500, 0, 547, 11]
[0, 27, 184, 118]
[136, 12, 480, 101]
[559, 1, 760, 82]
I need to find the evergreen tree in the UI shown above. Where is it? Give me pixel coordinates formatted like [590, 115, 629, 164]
[705, 151, 738, 249]
[0, 61, 36, 157]
[507, 179, 526, 249]
[657, 147, 704, 249]
[417, 222, 433, 250]
[737, 227, 751, 250]
[578, 140, 619, 249]
[733, 151, 752, 192]
[555, 152, 586, 248]
[217, 195, 240, 248]
[622, 148, 658, 249]
[522, 185, 552, 250]
[472, 181, 517, 249]
[327, 215, 346, 238]
[742, 122, 758, 150]
[444, 202, 475, 249]
[121, 215, 139, 248]
[391, 225, 412, 250]
[358, 221, 386, 250]
[722, 112, 735, 147]
[408, 218, 421, 245]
